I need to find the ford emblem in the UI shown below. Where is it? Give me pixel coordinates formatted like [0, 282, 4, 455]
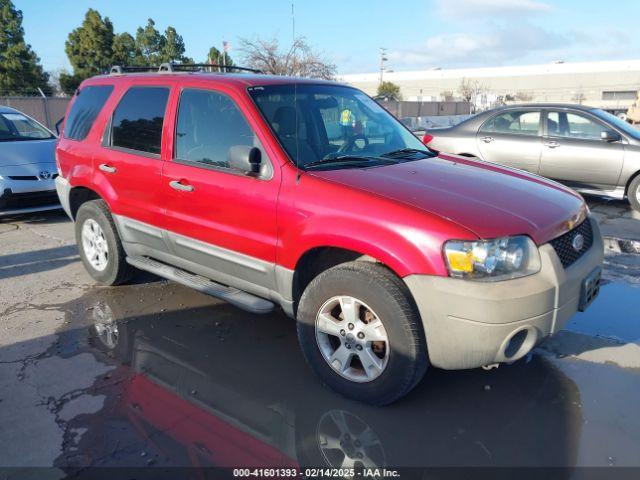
[572, 233, 585, 252]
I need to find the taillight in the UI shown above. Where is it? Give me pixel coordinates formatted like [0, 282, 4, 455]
[422, 133, 434, 144]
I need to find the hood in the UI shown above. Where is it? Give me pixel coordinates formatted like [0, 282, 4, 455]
[0, 139, 56, 167]
[311, 154, 587, 245]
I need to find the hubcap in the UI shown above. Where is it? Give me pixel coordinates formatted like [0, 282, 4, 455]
[315, 296, 389, 383]
[81, 219, 109, 272]
[316, 410, 385, 468]
[92, 303, 119, 349]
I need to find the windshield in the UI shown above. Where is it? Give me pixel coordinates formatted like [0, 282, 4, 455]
[0, 112, 54, 142]
[590, 108, 640, 141]
[248, 84, 429, 169]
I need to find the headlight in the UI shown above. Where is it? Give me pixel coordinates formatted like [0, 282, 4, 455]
[443, 236, 541, 281]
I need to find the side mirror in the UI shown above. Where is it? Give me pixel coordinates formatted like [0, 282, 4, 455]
[55, 117, 64, 136]
[228, 145, 261, 174]
[601, 130, 621, 142]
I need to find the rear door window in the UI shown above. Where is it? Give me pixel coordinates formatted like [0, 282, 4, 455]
[481, 110, 541, 136]
[63, 85, 114, 140]
[110, 86, 170, 155]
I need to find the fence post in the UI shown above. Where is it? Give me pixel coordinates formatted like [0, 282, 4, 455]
[37, 88, 52, 129]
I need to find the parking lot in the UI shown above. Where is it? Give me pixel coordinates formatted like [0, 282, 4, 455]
[0, 196, 639, 471]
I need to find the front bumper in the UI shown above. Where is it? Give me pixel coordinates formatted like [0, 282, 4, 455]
[404, 216, 604, 370]
[55, 175, 73, 219]
[0, 176, 60, 216]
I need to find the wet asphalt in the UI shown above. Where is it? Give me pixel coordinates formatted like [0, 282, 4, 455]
[0, 196, 638, 473]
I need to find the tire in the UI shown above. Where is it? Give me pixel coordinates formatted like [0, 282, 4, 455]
[628, 175, 640, 212]
[297, 262, 428, 406]
[75, 199, 134, 286]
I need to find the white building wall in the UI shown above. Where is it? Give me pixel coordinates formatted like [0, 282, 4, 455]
[339, 60, 640, 112]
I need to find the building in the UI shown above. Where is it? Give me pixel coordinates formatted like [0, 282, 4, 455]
[340, 59, 640, 114]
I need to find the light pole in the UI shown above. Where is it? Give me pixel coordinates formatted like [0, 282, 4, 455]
[379, 47, 388, 85]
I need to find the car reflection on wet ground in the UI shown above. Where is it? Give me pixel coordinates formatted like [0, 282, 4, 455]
[0, 197, 639, 473]
[46, 273, 640, 470]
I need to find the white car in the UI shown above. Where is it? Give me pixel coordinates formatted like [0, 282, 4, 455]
[0, 106, 60, 216]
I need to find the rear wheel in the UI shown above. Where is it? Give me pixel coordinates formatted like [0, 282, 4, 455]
[75, 200, 134, 285]
[628, 175, 640, 212]
[297, 262, 428, 405]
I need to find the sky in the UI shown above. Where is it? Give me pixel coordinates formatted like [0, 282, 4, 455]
[16, 0, 640, 75]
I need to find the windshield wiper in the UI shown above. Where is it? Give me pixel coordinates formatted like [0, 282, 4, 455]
[381, 148, 435, 159]
[304, 155, 397, 170]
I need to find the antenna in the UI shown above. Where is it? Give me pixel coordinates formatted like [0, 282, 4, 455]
[292, 0, 301, 183]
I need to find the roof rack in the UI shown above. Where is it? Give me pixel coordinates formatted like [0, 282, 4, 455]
[109, 63, 262, 75]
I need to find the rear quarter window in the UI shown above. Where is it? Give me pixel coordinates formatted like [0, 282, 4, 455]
[63, 85, 114, 140]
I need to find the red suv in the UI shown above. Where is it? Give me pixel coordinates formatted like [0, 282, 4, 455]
[55, 65, 603, 405]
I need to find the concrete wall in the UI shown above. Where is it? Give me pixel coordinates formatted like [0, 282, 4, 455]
[0, 97, 71, 131]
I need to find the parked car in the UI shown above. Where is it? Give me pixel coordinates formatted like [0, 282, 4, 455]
[424, 103, 640, 211]
[55, 66, 603, 405]
[0, 106, 60, 216]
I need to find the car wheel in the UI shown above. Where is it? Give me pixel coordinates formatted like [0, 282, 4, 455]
[628, 175, 640, 212]
[295, 407, 386, 468]
[75, 199, 134, 286]
[297, 262, 428, 406]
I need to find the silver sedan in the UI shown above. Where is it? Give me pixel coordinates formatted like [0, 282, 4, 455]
[0, 106, 60, 217]
[426, 103, 640, 211]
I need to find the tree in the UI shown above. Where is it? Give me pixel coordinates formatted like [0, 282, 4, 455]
[112, 32, 140, 66]
[239, 37, 336, 80]
[135, 18, 164, 65]
[515, 91, 533, 102]
[458, 77, 487, 112]
[440, 90, 454, 101]
[61, 11, 193, 94]
[58, 72, 83, 95]
[207, 46, 233, 68]
[377, 81, 401, 100]
[161, 27, 191, 64]
[0, 0, 51, 95]
[65, 9, 115, 78]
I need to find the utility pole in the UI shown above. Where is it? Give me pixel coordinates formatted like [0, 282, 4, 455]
[379, 47, 388, 85]
[222, 40, 228, 72]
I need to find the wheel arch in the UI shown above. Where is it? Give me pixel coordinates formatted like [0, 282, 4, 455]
[291, 246, 404, 315]
[625, 169, 640, 196]
[69, 186, 105, 220]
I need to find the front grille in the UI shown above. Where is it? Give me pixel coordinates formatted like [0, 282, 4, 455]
[8, 175, 38, 181]
[8, 173, 58, 181]
[0, 190, 59, 210]
[549, 219, 594, 268]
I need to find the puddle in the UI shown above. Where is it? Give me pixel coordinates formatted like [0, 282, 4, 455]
[20, 279, 632, 469]
[564, 282, 640, 344]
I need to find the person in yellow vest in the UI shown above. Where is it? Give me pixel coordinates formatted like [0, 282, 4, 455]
[340, 107, 354, 141]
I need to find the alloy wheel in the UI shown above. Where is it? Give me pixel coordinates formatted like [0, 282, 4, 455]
[81, 218, 109, 271]
[315, 296, 390, 383]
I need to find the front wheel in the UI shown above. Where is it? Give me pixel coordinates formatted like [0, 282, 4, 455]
[628, 175, 640, 212]
[297, 262, 428, 406]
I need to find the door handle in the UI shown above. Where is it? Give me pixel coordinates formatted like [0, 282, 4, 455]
[544, 141, 560, 148]
[99, 163, 117, 173]
[169, 180, 195, 192]
[482, 136, 493, 143]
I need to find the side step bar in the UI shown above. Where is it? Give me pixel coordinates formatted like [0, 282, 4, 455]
[126, 256, 275, 314]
